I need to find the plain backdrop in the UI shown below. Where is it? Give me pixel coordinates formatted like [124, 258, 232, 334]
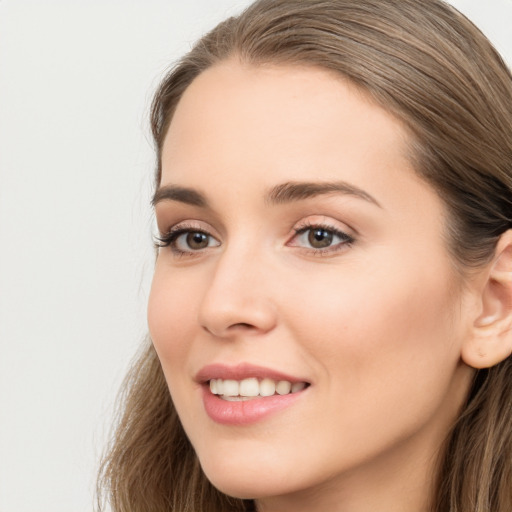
[0, 1, 510, 511]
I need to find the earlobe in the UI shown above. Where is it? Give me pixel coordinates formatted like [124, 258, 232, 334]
[462, 230, 512, 369]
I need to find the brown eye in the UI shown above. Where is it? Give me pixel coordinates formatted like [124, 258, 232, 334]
[289, 224, 354, 254]
[158, 228, 221, 254]
[308, 228, 334, 248]
[186, 232, 210, 250]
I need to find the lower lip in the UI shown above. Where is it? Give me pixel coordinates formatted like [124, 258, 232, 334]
[202, 386, 305, 426]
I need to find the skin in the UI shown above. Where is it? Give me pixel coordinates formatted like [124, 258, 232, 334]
[148, 61, 480, 512]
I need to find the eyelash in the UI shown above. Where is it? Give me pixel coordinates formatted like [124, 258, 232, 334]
[154, 222, 355, 257]
[290, 221, 355, 255]
[154, 223, 215, 256]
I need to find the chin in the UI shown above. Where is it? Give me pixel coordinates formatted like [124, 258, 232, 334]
[207, 478, 260, 501]
[198, 453, 298, 501]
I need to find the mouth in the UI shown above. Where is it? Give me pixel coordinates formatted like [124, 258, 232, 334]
[196, 363, 311, 425]
[209, 377, 309, 401]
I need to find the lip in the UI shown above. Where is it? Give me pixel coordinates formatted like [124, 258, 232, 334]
[196, 363, 310, 426]
[201, 385, 306, 426]
[195, 362, 308, 384]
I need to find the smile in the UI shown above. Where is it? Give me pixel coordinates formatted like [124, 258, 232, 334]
[197, 363, 310, 425]
[210, 377, 308, 400]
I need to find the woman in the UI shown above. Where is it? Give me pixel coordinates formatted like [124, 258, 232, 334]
[98, 1, 512, 510]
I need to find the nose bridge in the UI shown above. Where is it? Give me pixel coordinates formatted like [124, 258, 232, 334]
[198, 237, 276, 337]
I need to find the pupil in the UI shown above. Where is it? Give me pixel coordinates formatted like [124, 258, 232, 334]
[187, 232, 208, 249]
[308, 228, 333, 248]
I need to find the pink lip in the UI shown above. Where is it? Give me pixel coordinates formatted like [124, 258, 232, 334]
[201, 386, 306, 426]
[196, 363, 310, 426]
[195, 362, 307, 384]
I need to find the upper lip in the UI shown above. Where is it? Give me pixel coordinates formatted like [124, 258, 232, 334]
[195, 363, 309, 384]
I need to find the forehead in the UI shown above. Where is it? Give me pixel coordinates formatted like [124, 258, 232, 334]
[163, 61, 411, 180]
[160, 61, 443, 225]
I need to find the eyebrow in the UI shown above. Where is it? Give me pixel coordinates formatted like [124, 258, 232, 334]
[152, 185, 208, 208]
[266, 181, 381, 207]
[152, 180, 381, 208]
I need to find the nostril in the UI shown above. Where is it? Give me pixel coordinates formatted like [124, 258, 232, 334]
[228, 322, 257, 332]
[201, 322, 255, 337]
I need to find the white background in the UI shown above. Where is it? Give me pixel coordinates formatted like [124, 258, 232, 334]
[0, 1, 510, 511]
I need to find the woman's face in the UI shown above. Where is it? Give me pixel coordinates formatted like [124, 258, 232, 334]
[148, 62, 476, 509]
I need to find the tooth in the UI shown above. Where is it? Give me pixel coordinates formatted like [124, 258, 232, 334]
[240, 378, 259, 397]
[260, 378, 276, 397]
[276, 380, 292, 395]
[222, 379, 239, 396]
[211, 377, 306, 398]
[291, 382, 306, 393]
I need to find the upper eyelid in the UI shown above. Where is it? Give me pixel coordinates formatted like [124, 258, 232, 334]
[154, 202, 223, 232]
[290, 225, 354, 242]
[158, 219, 218, 236]
[157, 215, 356, 241]
[291, 216, 356, 236]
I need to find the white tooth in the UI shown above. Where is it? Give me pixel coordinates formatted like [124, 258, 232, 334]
[259, 378, 276, 397]
[222, 379, 239, 396]
[209, 379, 218, 394]
[215, 379, 224, 395]
[240, 378, 259, 397]
[276, 380, 292, 395]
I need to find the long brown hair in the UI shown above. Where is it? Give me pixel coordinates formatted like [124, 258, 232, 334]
[97, 1, 512, 510]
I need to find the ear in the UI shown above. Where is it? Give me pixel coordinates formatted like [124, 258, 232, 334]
[462, 230, 512, 369]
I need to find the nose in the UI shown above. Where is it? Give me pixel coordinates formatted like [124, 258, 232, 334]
[198, 245, 278, 338]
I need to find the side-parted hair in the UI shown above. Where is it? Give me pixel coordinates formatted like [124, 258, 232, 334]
[97, 1, 512, 511]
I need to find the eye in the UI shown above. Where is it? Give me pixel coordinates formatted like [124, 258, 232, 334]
[155, 226, 220, 255]
[174, 231, 215, 251]
[305, 227, 336, 248]
[289, 224, 354, 253]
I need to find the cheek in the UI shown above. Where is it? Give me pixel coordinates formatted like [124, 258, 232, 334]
[147, 266, 206, 429]
[147, 264, 198, 368]
[275, 268, 467, 476]
[291, 261, 463, 408]
[301, 248, 458, 351]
